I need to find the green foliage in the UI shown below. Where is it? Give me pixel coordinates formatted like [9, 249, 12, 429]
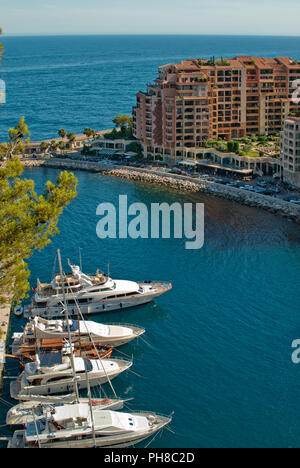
[0, 120, 78, 304]
[227, 141, 240, 153]
[104, 125, 133, 140]
[113, 114, 132, 130]
[83, 128, 95, 139]
[58, 129, 67, 139]
[67, 133, 76, 144]
[126, 142, 143, 155]
[0, 117, 30, 160]
[111, 115, 133, 138]
[58, 140, 66, 150]
[215, 58, 230, 66]
[40, 141, 49, 153]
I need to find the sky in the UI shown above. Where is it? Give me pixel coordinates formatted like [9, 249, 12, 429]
[0, 0, 299, 36]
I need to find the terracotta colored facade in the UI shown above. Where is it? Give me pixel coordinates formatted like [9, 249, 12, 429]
[132, 56, 300, 160]
[281, 116, 300, 187]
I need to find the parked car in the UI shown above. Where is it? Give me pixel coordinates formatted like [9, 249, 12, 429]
[268, 187, 281, 194]
[289, 199, 300, 205]
[253, 187, 266, 194]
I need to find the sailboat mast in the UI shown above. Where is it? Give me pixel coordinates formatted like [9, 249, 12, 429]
[57, 249, 80, 402]
[84, 365, 97, 447]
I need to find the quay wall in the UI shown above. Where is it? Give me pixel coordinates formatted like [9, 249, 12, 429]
[22, 158, 300, 223]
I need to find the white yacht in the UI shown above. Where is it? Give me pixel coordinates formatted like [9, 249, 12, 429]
[24, 263, 172, 319]
[6, 397, 127, 426]
[12, 317, 145, 352]
[9, 405, 172, 448]
[10, 353, 132, 399]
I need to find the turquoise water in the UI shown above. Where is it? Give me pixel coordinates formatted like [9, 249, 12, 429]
[1, 167, 300, 448]
[1, 35, 300, 448]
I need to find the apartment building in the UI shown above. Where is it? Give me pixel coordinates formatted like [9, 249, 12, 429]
[281, 116, 300, 187]
[133, 56, 300, 161]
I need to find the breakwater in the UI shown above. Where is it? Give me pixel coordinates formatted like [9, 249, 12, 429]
[22, 158, 300, 223]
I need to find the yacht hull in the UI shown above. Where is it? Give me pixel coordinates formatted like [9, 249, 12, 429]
[9, 414, 171, 449]
[6, 398, 126, 426]
[25, 283, 172, 319]
[10, 361, 132, 399]
[28, 324, 145, 348]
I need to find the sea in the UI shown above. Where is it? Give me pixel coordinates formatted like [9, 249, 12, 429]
[0, 35, 300, 448]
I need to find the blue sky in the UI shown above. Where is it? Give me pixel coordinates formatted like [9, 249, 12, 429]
[0, 0, 299, 36]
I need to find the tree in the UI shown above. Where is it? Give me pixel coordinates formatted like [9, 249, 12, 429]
[50, 140, 58, 151]
[67, 132, 76, 145]
[40, 141, 49, 153]
[58, 141, 66, 152]
[58, 129, 67, 139]
[127, 142, 143, 157]
[0, 36, 78, 305]
[0, 120, 78, 305]
[227, 141, 235, 153]
[83, 128, 93, 140]
[112, 115, 133, 137]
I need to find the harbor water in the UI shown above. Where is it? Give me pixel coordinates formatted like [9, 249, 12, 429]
[0, 167, 300, 447]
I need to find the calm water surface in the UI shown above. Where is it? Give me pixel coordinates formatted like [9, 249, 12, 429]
[0, 167, 300, 448]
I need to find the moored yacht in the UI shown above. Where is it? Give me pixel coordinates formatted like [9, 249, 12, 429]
[8, 405, 172, 448]
[12, 316, 145, 351]
[10, 353, 132, 399]
[24, 262, 172, 319]
[6, 398, 127, 426]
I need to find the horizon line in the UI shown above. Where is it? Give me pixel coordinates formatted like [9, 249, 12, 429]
[1, 33, 300, 39]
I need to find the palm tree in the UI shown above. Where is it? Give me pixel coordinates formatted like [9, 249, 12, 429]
[40, 141, 49, 154]
[50, 140, 58, 152]
[67, 132, 76, 149]
[58, 141, 66, 153]
[83, 127, 93, 139]
[58, 129, 67, 139]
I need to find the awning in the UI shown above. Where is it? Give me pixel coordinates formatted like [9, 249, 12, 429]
[196, 161, 253, 175]
[97, 148, 118, 157]
[177, 160, 198, 167]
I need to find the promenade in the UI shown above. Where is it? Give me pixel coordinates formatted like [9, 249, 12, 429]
[0, 301, 11, 391]
[22, 158, 300, 223]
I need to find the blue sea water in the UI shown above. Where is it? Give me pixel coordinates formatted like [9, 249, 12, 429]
[0, 34, 300, 140]
[0, 36, 300, 448]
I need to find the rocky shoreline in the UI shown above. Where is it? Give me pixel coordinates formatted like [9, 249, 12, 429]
[22, 158, 300, 223]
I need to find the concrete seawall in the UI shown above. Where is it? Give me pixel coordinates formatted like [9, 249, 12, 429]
[22, 158, 300, 223]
